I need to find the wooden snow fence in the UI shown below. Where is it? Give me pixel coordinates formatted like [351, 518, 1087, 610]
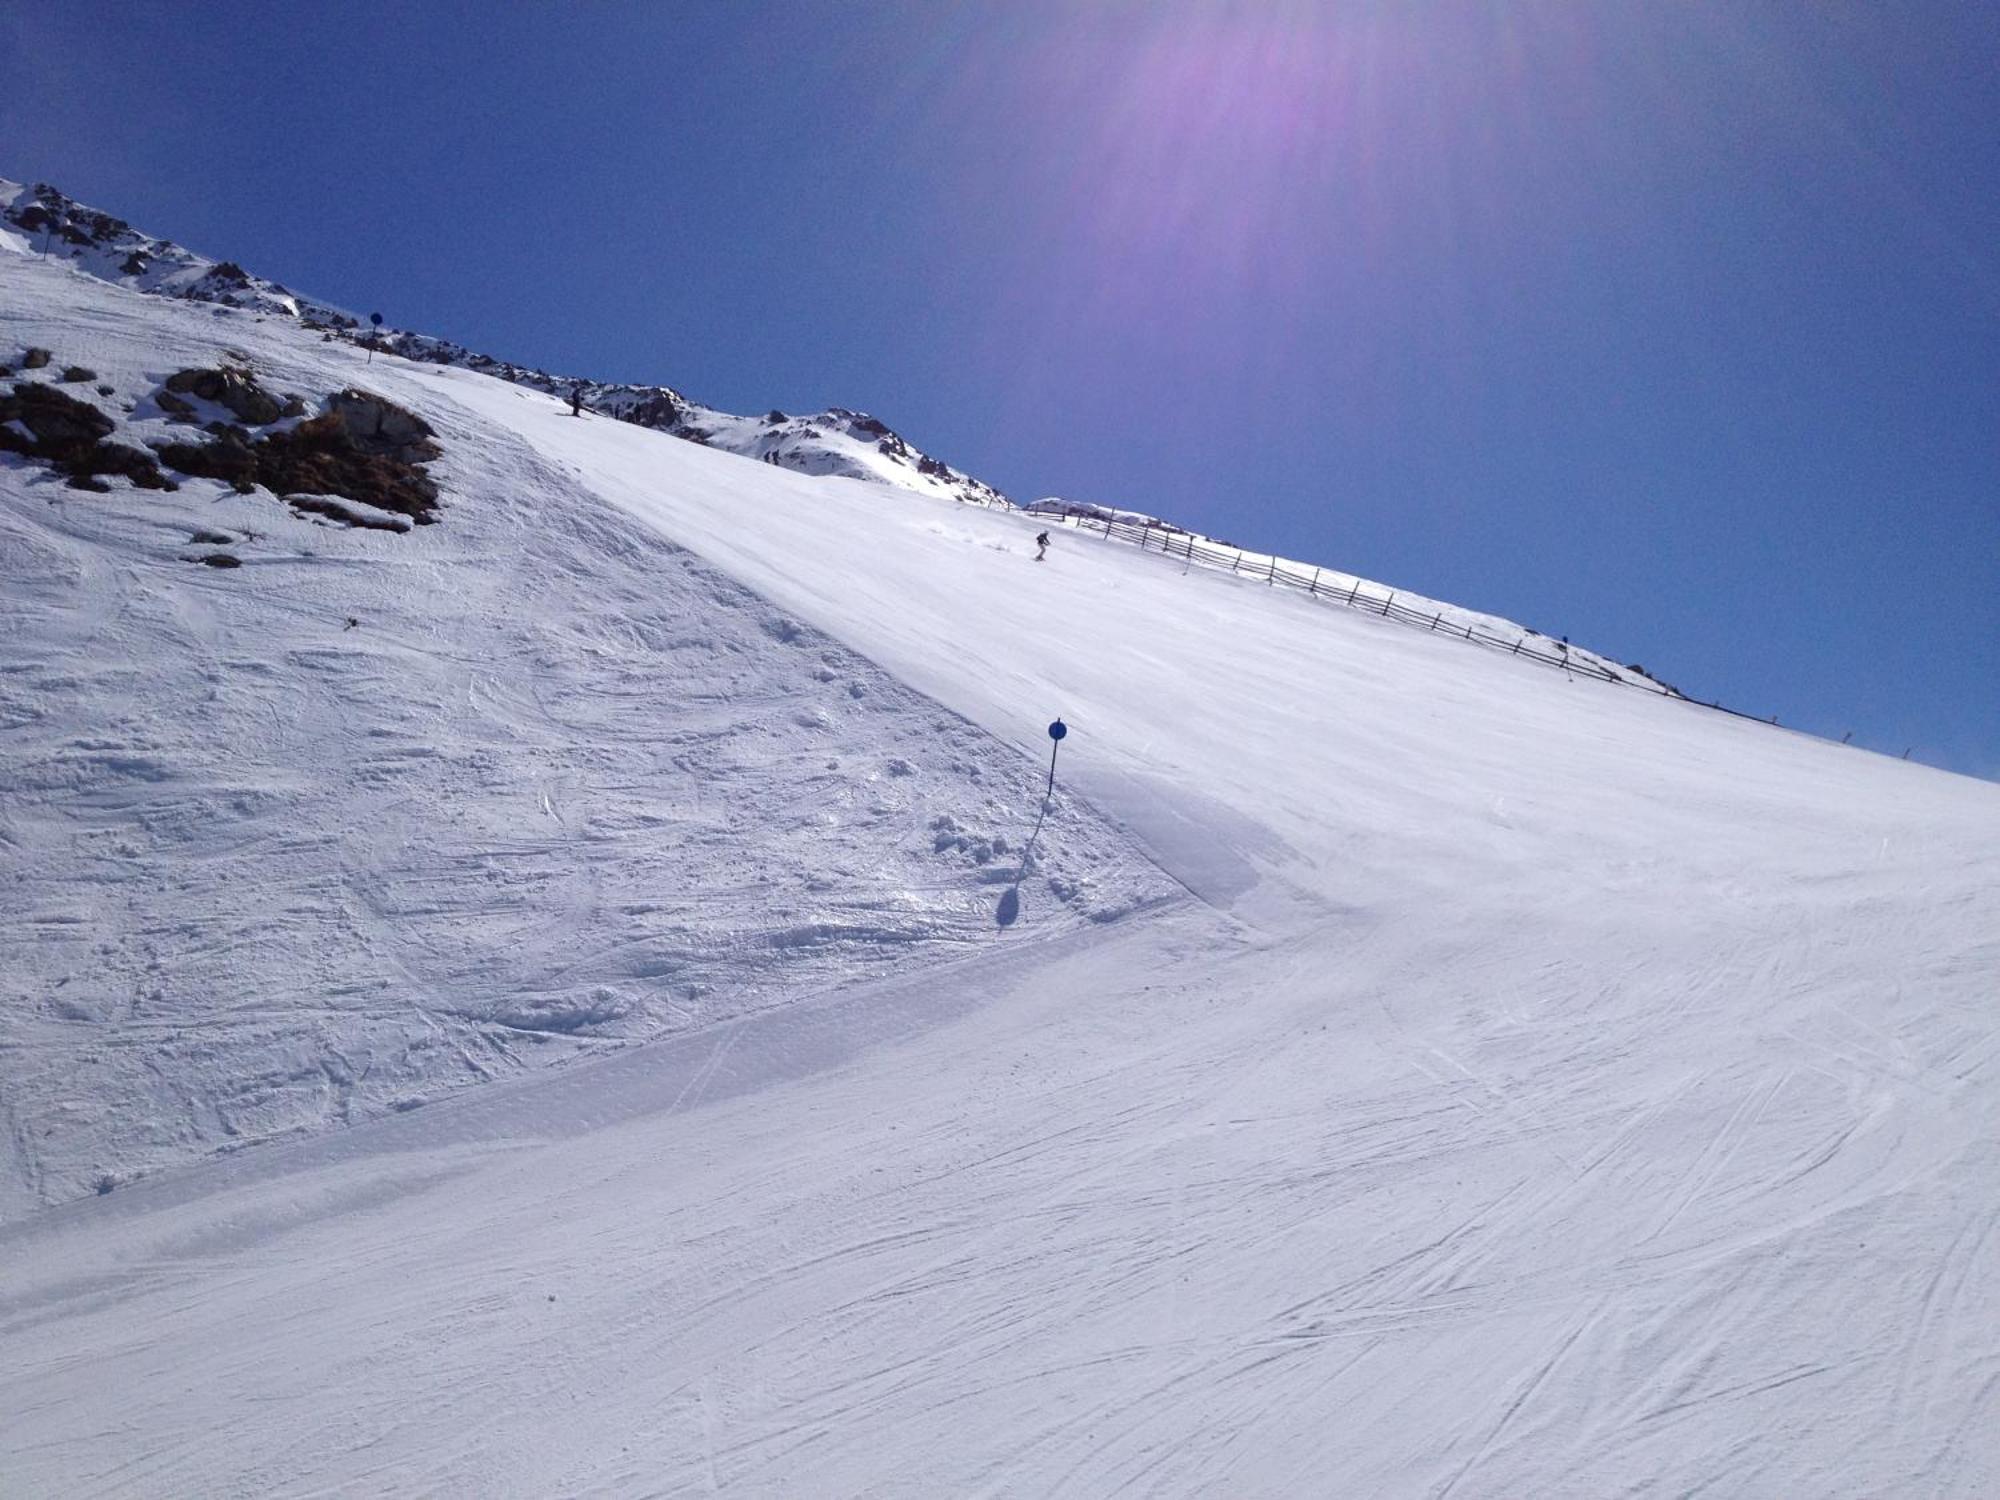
[1043, 511, 1780, 731]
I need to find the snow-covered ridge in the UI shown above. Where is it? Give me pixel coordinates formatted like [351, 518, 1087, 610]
[5, 173, 1676, 692]
[1027, 495, 1180, 530]
[0, 176, 1012, 511]
[354, 325, 1015, 512]
[0, 178, 349, 322]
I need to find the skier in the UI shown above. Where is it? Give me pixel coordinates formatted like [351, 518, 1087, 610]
[1035, 531, 1050, 562]
[569, 384, 583, 418]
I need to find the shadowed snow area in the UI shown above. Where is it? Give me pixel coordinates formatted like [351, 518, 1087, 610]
[3, 247, 1999, 1497]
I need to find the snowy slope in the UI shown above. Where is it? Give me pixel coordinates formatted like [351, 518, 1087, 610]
[0, 252, 1160, 1217]
[360, 325, 1016, 513]
[1025, 495, 1666, 691]
[4, 210, 2000, 1499]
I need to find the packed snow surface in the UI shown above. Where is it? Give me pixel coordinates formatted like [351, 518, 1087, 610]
[0, 256, 1152, 1217]
[4, 236, 2000, 1498]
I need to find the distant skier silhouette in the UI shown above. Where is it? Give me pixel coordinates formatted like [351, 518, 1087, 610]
[1035, 531, 1050, 562]
[569, 384, 583, 417]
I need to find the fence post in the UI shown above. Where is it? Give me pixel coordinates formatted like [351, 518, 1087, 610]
[1231, 551, 1241, 573]
[1309, 567, 1320, 595]
[1382, 592, 1394, 615]
[1512, 639, 1522, 655]
[1429, 611, 1440, 631]
[1347, 580, 1360, 604]
[1268, 556, 1277, 586]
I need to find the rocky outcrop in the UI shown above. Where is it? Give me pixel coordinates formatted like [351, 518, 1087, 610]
[6, 383, 112, 446]
[622, 392, 681, 428]
[156, 389, 441, 526]
[0, 381, 176, 492]
[163, 366, 286, 425]
[325, 389, 442, 462]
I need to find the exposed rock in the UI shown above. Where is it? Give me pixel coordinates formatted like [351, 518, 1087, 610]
[0, 383, 176, 491]
[622, 393, 681, 429]
[163, 367, 283, 425]
[325, 389, 441, 461]
[10, 186, 132, 252]
[22, 348, 52, 370]
[154, 391, 196, 420]
[71, 441, 178, 490]
[287, 493, 413, 533]
[158, 399, 441, 526]
[59, 366, 96, 384]
[6, 383, 113, 446]
[158, 425, 258, 490]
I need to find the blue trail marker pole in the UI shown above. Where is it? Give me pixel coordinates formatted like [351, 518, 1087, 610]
[1046, 718, 1067, 798]
[367, 311, 383, 364]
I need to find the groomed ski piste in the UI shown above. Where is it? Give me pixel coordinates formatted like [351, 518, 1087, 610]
[4, 211, 1999, 1499]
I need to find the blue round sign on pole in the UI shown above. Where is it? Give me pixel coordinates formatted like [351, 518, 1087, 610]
[1043, 719, 1067, 797]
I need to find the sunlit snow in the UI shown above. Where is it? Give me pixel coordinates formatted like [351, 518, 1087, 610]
[3, 216, 1997, 1499]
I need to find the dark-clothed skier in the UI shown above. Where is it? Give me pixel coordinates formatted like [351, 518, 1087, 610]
[569, 385, 584, 417]
[1035, 532, 1050, 561]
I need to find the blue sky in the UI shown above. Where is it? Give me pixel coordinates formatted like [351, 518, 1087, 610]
[4, 1, 1995, 778]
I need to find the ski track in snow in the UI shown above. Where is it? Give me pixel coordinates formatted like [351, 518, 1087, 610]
[3, 248, 2000, 1498]
[0, 254, 1167, 1218]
